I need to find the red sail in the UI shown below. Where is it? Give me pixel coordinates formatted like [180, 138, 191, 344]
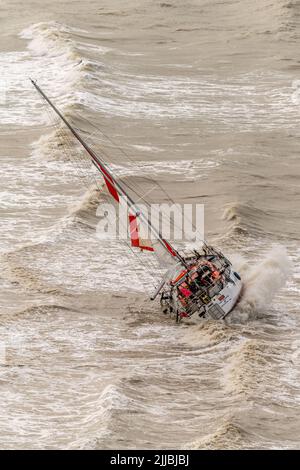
[129, 214, 154, 252]
[30, 80, 182, 267]
[94, 160, 119, 202]
[104, 176, 119, 202]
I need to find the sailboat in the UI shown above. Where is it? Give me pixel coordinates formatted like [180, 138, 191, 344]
[31, 79, 243, 323]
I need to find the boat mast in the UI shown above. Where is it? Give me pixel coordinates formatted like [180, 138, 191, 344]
[30, 79, 187, 267]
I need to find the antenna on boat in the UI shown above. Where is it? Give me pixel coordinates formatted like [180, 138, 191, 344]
[30, 78, 187, 268]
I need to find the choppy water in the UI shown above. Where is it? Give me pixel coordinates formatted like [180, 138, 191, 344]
[0, 0, 300, 449]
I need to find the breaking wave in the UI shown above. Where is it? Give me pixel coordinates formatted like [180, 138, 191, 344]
[5, 303, 77, 319]
[222, 338, 272, 397]
[181, 321, 235, 347]
[1, 0, 300, 450]
[31, 128, 80, 162]
[234, 245, 292, 317]
[65, 186, 105, 230]
[222, 202, 279, 238]
[29, 22, 81, 59]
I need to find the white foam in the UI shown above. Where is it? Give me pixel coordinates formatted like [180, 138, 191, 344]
[110, 159, 218, 180]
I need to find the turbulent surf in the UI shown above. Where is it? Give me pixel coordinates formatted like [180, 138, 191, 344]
[0, 0, 299, 450]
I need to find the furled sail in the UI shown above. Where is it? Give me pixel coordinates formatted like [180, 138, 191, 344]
[92, 159, 120, 202]
[30, 79, 186, 269]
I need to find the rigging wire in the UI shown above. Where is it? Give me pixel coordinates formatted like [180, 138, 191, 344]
[38, 96, 166, 289]
[33, 82, 203, 276]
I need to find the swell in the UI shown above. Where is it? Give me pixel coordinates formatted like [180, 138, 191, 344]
[31, 126, 218, 184]
[222, 338, 276, 397]
[220, 200, 300, 241]
[3, 21, 108, 127]
[1, 303, 78, 320]
[0, 246, 67, 294]
[66, 186, 106, 230]
[181, 320, 236, 347]
[219, 0, 300, 38]
[222, 202, 277, 238]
